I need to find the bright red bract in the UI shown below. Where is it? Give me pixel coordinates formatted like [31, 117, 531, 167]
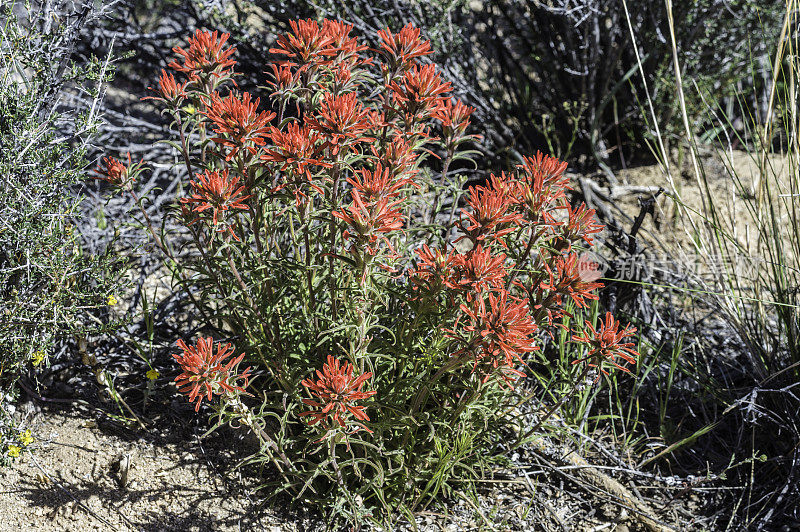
[173, 337, 251, 411]
[300, 355, 377, 437]
[573, 312, 640, 375]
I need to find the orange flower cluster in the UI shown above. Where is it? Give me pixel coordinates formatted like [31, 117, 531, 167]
[173, 337, 251, 411]
[410, 245, 458, 295]
[390, 64, 453, 124]
[449, 245, 508, 295]
[516, 152, 570, 224]
[299, 355, 376, 439]
[440, 252, 539, 386]
[169, 29, 236, 87]
[333, 173, 405, 268]
[180, 169, 251, 240]
[457, 292, 538, 384]
[270, 19, 337, 69]
[377, 23, 433, 73]
[96, 154, 131, 187]
[305, 92, 375, 155]
[541, 253, 605, 310]
[146, 70, 187, 107]
[573, 313, 639, 376]
[262, 122, 328, 198]
[435, 99, 477, 150]
[459, 173, 523, 245]
[408, 146, 637, 385]
[95, 153, 145, 190]
[203, 92, 275, 161]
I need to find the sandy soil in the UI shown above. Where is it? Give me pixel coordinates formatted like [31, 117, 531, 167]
[1, 405, 666, 531]
[0, 411, 293, 532]
[612, 148, 792, 256]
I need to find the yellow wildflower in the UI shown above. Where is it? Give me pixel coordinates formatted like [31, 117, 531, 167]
[7, 445, 20, 458]
[146, 369, 160, 381]
[31, 351, 46, 366]
[107, 295, 118, 306]
[20, 430, 34, 446]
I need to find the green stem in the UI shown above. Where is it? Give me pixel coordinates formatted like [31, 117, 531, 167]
[230, 397, 298, 492]
[301, 203, 317, 315]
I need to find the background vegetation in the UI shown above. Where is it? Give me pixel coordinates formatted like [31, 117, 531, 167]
[0, 1, 124, 460]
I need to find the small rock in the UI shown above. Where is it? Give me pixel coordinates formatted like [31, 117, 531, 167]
[113, 453, 130, 489]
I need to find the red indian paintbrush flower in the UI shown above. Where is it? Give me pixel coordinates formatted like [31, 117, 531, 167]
[262, 122, 329, 188]
[410, 245, 457, 294]
[434, 98, 475, 139]
[559, 203, 604, 250]
[203, 91, 275, 160]
[453, 291, 538, 386]
[347, 162, 413, 201]
[331, 63, 355, 89]
[96, 153, 144, 190]
[333, 189, 404, 257]
[306, 92, 375, 155]
[372, 133, 416, 175]
[173, 337, 252, 412]
[459, 173, 522, 245]
[516, 152, 570, 223]
[390, 64, 452, 121]
[322, 19, 368, 62]
[541, 253, 604, 309]
[270, 19, 336, 69]
[377, 23, 432, 72]
[449, 245, 508, 296]
[169, 29, 236, 83]
[519, 151, 569, 187]
[181, 169, 251, 240]
[96, 154, 131, 187]
[144, 69, 187, 106]
[572, 312, 639, 376]
[299, 355, 377, 437]
[266, 63, 298, 98]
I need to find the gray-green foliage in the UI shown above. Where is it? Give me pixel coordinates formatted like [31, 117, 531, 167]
[0, 2, 123, 384]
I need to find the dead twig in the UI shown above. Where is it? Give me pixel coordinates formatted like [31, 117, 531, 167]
[527, 437, 677, 532]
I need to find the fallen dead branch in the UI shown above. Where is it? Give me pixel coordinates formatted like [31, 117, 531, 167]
[528, 436, 676, 532]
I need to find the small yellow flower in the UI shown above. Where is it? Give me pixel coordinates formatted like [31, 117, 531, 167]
[20, 430, 34, 446]
[146, 369, 160, 381]
[107, 295, 118, 306]
[7, 445, 21, 458]
[31, 351, 46, 367]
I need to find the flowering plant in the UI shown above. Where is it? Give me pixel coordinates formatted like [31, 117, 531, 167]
[102, 21, 639, 523]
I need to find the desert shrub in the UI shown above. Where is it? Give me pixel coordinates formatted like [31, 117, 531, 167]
[462, 0, 785, 170]
[0, 1, 125, 456]
[104, 21, 640, 524]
